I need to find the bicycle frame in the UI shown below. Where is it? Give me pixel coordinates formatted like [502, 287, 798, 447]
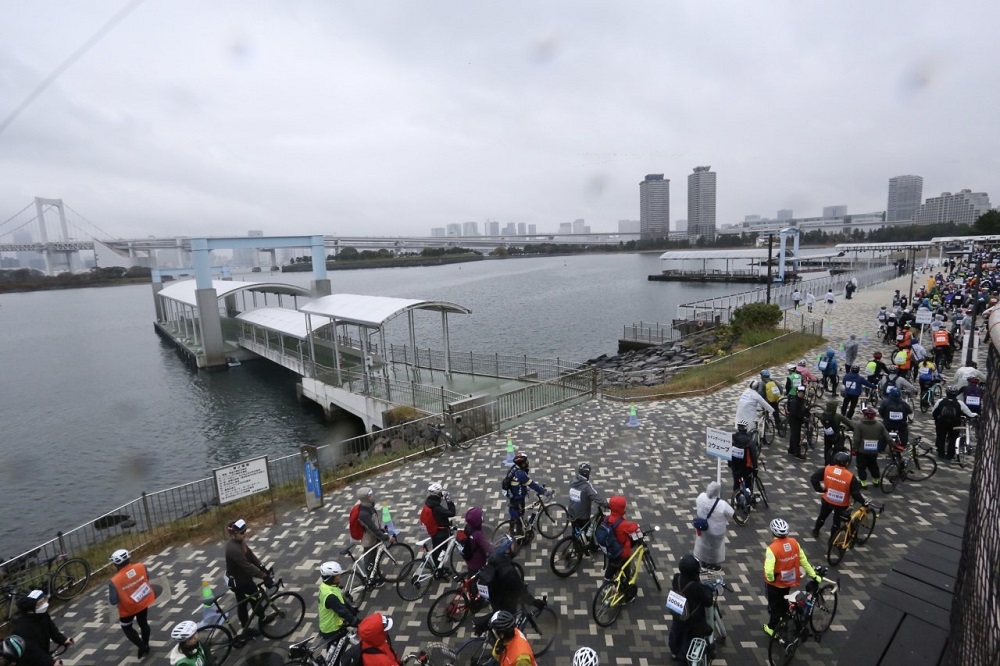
[411, 534, 458, 580]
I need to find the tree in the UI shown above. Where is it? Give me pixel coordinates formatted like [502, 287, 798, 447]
[337, 247, 360, 260]
[973, 210, 1000, 235]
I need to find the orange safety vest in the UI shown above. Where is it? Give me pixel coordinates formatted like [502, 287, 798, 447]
[897, 331, 912, 349]
[933, 329, 950, 347]
[495, 629, 537, 666]
[894, 349, 912, 370]
[111, 563, 156, 618]
[766, 538, 801, 588]
[822, 465, 853, 507]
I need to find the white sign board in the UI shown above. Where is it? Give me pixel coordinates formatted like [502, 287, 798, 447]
[214, 456, 270, 504]
[705, 427, 733, 460]
[915, 308, 933, 325]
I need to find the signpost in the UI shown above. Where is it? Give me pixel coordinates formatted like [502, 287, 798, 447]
[916, 307, 933, 344]
[301, 446, 323, 511]
[213, 456, 274, 522]
[705, 427, 733, 484]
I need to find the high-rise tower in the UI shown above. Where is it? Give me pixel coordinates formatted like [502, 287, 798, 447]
[639, 174, 670, 240]
[688, 166, 717, 240]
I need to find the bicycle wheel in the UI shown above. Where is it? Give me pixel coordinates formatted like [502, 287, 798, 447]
[643, 551, 661, 591]
[521, 605, 558, 656]
[591, 580, 622, 627]
[762, 417, 775, 446]
[427, 588, 470, 637]
[827, 528, 849, 566]
[454, 427, 475, 451]
[453, 637, 492, 666]
[259, 591, 306, 639]
[880, 462, 902, 494]
[424, 431, 444, 457]
[907, 453, 937, 482]
[856, 509, 877, 545]
[755, 475, 770, 509]
[810, 584, 839, 634]
[731, 491, 750, 526]
[343, 566, 369, 607]
[536, 503, 569, 540]
[549, 537, 584, 578]
[378, 542, 415, 582]
[199, 623, 233, 665]
[767, 618, 799, 666]
[490, 521, 522, 557]
[396, 558, 435, 601]
[49, 557, 91, 601]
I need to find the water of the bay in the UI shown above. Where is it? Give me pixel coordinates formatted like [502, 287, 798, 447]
[0, 253, 740, 556]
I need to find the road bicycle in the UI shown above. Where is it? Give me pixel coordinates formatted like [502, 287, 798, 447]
[199, 568, 307, 665]
[397, 529, 461, 601]
[491, 493, 569, 555]
[283, 629, 356, 666]
[767, 567, 839, 666]
[424, 417, 473, 457]
[340, 538, 415, 606]
[933, 346, 952, 372]
[880, 434, 937, 493]
[591, 525, 661, 627]
[919, 380, 942, 412]
[954, 416, 978, 469]
[732, 464, 769, 526]
[757, 408, 783, 446]
[401, 643, 460, 665]
[0, 551, 91, 621]
[681, 575, 734, 665]
[826, 501, 883, 566]
[549, 510, 604, 578]
[451, 597, 559, 664]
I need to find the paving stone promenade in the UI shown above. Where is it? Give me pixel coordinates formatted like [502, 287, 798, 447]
[52, 274, 975, 666]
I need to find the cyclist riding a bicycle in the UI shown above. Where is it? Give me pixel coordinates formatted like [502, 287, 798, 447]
[10, 590, 72, 658]
[487, 610, 536, 666]
[840, 366, 875, 420]
[354, 488, 394, 578]
[567, 463, 608, 537]
[600, 495, 641, 603]
[224, 519, 271, 637]
[728, 421, 758, 494]
[763, 519, 821, 639]
[932, 326, 952, 367]
[759, 370, 783, 430]
[503, 453, 549, 536]
[810, 452, 869, 540]
[736, 381, 773, 434]
[472, 549, 544, 635]
[421, 483, 456, 571]
[667, 555, 714, 662]
[917, 359, 941, 409]
[317, 562, 359, 642]
[879, 386, 913, 449]
[352, 613, 400, 666]
[957, 376, 984, 417]
[850, 406, 890, 488]
[819, 398, 853, 464]
[865, 352, 889, 385]
[168, 620, 214, 666]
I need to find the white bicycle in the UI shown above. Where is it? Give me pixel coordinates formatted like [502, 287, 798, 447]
[396, 530, 461, 601]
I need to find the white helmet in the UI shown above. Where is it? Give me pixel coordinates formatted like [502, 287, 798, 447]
[428, 482, 443, 495]
[573, 647, 600, 666]
[749, 379, 760, 390]
[770, 518, 789, 537]
[170, 620, 199, 641]
[319, 561, 343, 578]
[109, 549, 130, 565]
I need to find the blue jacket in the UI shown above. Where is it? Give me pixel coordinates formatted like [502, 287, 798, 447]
[841, 372, 875, 397]
[507, 467, 546, 502]
[819, 351, 838, 377]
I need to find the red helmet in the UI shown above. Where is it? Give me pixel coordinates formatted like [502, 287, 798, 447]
[968, 377, 981, 384]
[873, 352, 883, 360]
[862, 406, 877, 418]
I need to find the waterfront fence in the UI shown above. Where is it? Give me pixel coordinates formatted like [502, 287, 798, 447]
[386, 345, 584, 381]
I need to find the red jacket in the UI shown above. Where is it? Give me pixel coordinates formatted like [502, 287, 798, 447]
[357, 613, 400, 666]
[607, 495, 641, 559]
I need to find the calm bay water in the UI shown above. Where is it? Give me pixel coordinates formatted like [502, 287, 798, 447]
[0, 253, 737, 556]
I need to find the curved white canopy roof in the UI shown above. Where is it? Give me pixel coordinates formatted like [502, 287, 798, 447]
[236, 307, 323, 339]
[300, 293, 471, 327]
[157, 279, 310, 307]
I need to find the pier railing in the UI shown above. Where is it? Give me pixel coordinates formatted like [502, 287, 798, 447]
[386, 344, 585, 381]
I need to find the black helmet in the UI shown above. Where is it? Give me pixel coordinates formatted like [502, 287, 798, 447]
[577, 463, 591, 479]
[489, 610, 516, 639]
[679, 555, 701, 577]
[513, 452, 528, 468]
[850, 365, 860, 373]
[15, 591, 43, 614]
[946, 386, 960, 398]
[833, 451, 851, 466]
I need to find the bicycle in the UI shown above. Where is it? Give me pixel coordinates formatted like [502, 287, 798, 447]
[549, 510, 604, 578]
[767, 566, 839, 666]
[681, 575, 734, 666]
[0, 551, 91, 621]
[954, 416, 978, 469]
[933, 347, 952, 372]
[732, 464, 769, 526]
[423, 417, 472, 457]
[491, 493, 569, 554]
[757, 408, 782, 446]
[880, 434, 937, 493]
[591, 525, 661, 627]
[340, 538, 415, 606]
[919, 380, 942, 412]
[397, 529, 461, 601]
[826, 501, 883, 566]
[401, 643, 460, 665]
[199, 567, 307, 664]
[426, 573, 487, 638]
[283, 629, 356, 666]
[451, 597, 559, 664]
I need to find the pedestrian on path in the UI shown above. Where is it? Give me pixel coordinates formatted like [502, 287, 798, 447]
[844, 334, 859, 369]
[692, 481, 734, 570]
[792, 289, 802, 310]
[108, 549, 155, 659]
[824, 289, 836, 314]
[806, 291, 816, 313]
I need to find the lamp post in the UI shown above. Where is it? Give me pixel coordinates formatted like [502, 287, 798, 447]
[965, 243, 984, 366]
[766, 233, 774, 304]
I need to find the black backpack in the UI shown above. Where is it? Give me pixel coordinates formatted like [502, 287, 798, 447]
[595, 518, 625, 559]
[500, 465, 517, 493]
[937, 398, 960, 422]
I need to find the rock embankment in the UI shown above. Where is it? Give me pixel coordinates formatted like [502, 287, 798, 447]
[587, 335, 719, 388]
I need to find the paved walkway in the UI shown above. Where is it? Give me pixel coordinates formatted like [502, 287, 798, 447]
[51, 275, 977, 666]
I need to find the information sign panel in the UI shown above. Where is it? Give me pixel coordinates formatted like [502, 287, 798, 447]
[705, 427, 733, 460]
[915, 308, 933, 325]
[214, 456, 270, 505]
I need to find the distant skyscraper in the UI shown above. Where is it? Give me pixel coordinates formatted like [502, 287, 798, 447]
[687, 166, 716, 240]
[912, 189, 991, 226]
[431, 227, 446, 237]
[618, 220, 640, 234]
[462, 221, 479, 236]
[517, 222, 526, 235]
[823, 205, 847, 219]
[558, 222, 573, 235]
[527, 224, 537, 235]
[446, 223, 462, 237]
[675, 219, 688, 234]
[502, 222, 516, 235]
[487, 221, 500, 236]
[572, 219, 586, 234]
[887, 175, 924, 223]
[639, 174, 670, 240]
[776, 209, 793, 221]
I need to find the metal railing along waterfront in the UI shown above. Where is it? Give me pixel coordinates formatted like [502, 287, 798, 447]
[622, 321, 678, 345]
[386, 344, 584, 381]
[311, 365, 468, 414]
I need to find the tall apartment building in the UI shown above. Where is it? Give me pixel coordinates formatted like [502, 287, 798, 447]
[572, 219, 590, 234]
[887, 175, 924, 223]
[639, 174, 670, 240]
[687, 166, 717, 240]
[502, 223, 516, 235]
[912, 190, 991, 226]
[777, 209, 793, 221]
[823, 205, 847, 219]
[557, 222, 573, 234]
[527, 224, 537, 235]
[675, 219, 688, 234]
[487, 221, 500, 236]
[517, 223, 527, 235]
[431, 228, 446, 237]
[462, 221, 479, 236]
[446, 223, 462, 237]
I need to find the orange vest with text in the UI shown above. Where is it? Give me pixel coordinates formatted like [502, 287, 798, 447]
[933, 329, 950, 347]
[112, 563, 156, 618]
[767, 538, 801, 588]
[822, 465, 853, 507]
[496, 629, 537, 666]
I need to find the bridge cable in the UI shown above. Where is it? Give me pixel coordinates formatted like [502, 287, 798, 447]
[64, 204, 115, 240]
[0, 0, 147, 138]
[0, 215, 41, 239]
[0, 202, 34, 231]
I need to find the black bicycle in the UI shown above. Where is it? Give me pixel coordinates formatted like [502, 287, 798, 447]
[423, 417, 473, 457]
[491, 493, 569, 555]
[768, 567, 839, 665]
[732, 464, 769, 526]
[549, 510, 604, 577]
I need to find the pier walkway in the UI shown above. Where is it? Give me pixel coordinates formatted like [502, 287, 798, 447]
[50, 274, 975, 665]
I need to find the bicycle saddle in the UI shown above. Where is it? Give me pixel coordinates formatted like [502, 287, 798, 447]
[339, 545, 355, 555]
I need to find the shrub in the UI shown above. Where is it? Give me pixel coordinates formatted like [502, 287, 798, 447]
[730, 303, 782, 335]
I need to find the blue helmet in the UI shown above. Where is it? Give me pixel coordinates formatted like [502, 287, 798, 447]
[886, 386, 900, 397]
[760, 369, 771, 379]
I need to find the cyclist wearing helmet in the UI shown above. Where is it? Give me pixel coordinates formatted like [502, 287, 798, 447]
[879, 386, 913, 449]
[884, 307, 898, 343]
[819, 398, 852, 464]
[865, 352, 888, 384]
[795, 359, 817, 385]
[810, 451, 868, 539]
[472, 547, 544, 635]
[840, 365, 875, 419]
[735, 381, 773, 432]
[423, 483, 456, 569]
[224, 519, 270, 636]
[168, 621, 212, 666]
[958, 376, 984, 416]
[786, 385, 809, 460]
[108, 548, 154, 659]
[784, 364, 802, 397]
[503, 452, 549, 536]
[880, 366, 917, 401]
[817, 350, 839, 396]
[10, 590, 72, 659]
[572, 647, 600, 666]
[354, 487, 392, 578]
[317, 561, 358, 642]
[0, 635, 61, 666]
[954, 360, 985, 387]
[488, 610, 536, 666]
[351, 613, 400, 666]
[763, 518, 821, 638]
[567, 463, 608, 536]
[850, 406, 890, 487]
[728, 421, 758, 494]
[667, 554, 714, 661]
[759, 371, 783, 431]
[931, 386, 975, 460]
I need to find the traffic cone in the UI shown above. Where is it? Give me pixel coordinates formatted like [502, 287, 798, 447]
[502, 436, 515, 465]
[861, 330, 870, 343]
[626, 404, 640, 428]
[381, 504, 400, 537]
[823, 320, 832, 337]
[200, 580, 225, 626]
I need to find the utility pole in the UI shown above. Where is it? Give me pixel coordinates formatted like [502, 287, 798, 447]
[766, 234, 774, 304]
[907, 246, 916, 305]
[965, 243, 984, 366]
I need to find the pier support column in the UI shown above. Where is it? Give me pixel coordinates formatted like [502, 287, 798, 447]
[310, 235, 331, 297]
[191, 239, 226, 367]
[151, 269, 165, 321]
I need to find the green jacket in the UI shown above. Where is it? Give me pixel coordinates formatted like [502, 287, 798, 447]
[849, 418, 889, 455]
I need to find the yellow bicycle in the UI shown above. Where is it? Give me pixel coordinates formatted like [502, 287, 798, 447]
[826, 501, 883, 566]
[591, 525, 660, 627]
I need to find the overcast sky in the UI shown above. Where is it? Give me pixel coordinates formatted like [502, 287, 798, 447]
[1, 1, 998, 240]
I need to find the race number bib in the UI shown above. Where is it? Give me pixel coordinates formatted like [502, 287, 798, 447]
[129, 582, 152, 604]
[731, 446, 745, 459]
[863, 439, 879, 452]
[568, 488, 582, 503]
[819, 361, 828, 371]
[780, 569, 796, 583]
[824, 427, 835, 436]
[845, 381, 857, 391]
[967, 396, 981, 406]
[770, 385, 781, 396]
[629, 529, 644, 541]
[889, 411, 904, 421]
[826, 489, 846, 504]
[477, 583, 490, 601]
[666, 589, 688, 615]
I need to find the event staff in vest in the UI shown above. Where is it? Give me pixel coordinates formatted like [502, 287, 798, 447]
[317, 562, 359, 643]
[932, 326, 952, 367]
[850, 406, 891, 488]
[224, 519, 271, 636]
[108, 548, 155, 659]
[763, 519, 821, 638]
[809, 452, 869, 539]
